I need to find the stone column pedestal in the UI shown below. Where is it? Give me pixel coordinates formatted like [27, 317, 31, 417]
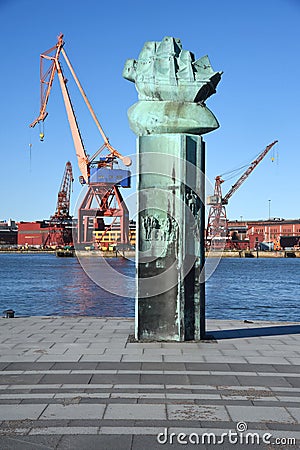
[135, 134, 205, 341]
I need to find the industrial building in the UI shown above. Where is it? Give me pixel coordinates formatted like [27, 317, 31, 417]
[17, 220, 73, 248]
[228, 219, 300, 250]
[2, 217, 300, 252]
[93, 220, 136, 250]
[0, 220, 18, 247]
[17, 221, 60, 248]
[15, 219, 135, 250]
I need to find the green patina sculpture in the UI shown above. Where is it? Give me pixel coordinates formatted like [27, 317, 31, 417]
[123, 36, 222, 136]
[123, 37, 222, 341]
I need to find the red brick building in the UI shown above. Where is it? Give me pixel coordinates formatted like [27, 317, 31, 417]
[17, 221, 74, 248]
[228, 219, 300, 250]
[17, 222, 52, 247]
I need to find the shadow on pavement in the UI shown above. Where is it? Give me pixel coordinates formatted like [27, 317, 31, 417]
[209, 324, 300, 340]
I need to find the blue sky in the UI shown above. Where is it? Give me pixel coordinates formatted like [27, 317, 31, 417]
[0, 0, 299, 222]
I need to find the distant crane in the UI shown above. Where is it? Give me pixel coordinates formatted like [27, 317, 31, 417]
[44, 161, 74, 247]
[206, 140, 278, 247]
[52, 161, 73, 220]
[30, 34, 131, 246]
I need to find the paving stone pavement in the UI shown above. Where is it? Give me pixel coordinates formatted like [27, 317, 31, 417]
[0, 317, 299, 449]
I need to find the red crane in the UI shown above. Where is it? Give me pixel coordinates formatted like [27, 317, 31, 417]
[206, 140, 278, 247]
[44, 161, 74, 248]
[30, 34, 131, 246]
[52, 161, 73, 219]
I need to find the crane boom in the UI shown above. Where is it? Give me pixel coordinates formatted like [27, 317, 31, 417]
[222, 140, 278, 204]
[54, 55, 89, 182]
[30, 33, 131, 183]
[60, 47, 130, 164]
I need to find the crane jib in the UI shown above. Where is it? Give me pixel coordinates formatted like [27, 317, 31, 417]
[29, 33, 132, 183]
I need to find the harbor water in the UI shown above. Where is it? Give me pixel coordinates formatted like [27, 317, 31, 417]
[0, 253, 299, 322]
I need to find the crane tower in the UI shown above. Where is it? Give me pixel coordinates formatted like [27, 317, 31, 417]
[53, 161, 73, 220]
[44, 161, 74, 247]
[44, 161, 74, 248]
[206, 140, 278, 248]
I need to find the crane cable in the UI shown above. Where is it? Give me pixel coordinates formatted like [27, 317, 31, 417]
[28, 127, 33, 172]
[29, 143, 32, 172]
[220, 145, 279, 182]
[220, 150, 262, 178]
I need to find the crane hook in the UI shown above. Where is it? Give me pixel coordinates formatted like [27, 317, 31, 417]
[39, 122, 45, 142]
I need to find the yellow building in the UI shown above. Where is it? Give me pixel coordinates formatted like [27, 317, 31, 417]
[93, 221, 136, 250]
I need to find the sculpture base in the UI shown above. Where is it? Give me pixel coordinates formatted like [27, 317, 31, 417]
[128, 101, 219, 136]
[135, 134, 205, 341]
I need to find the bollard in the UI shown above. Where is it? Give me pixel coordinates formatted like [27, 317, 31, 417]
[3, 309, 15, 318]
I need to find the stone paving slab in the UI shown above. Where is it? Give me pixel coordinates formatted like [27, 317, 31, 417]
[40, 403, 106, 420]
[0, 404, 47, 420]
[0, 317, 300, 449]
[0, 436, 63, 450]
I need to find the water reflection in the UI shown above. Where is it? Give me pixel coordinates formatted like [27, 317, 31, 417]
[0, 254, 134, 317]
[76, 255, 136, 298]
[0, 254, 299, 321]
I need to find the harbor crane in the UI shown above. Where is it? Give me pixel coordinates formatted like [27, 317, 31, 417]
[206, 140, 278, 247]
[30, 34, 131, 245]
[52, 161, 74, 220]
[44, 161, 74, 248]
